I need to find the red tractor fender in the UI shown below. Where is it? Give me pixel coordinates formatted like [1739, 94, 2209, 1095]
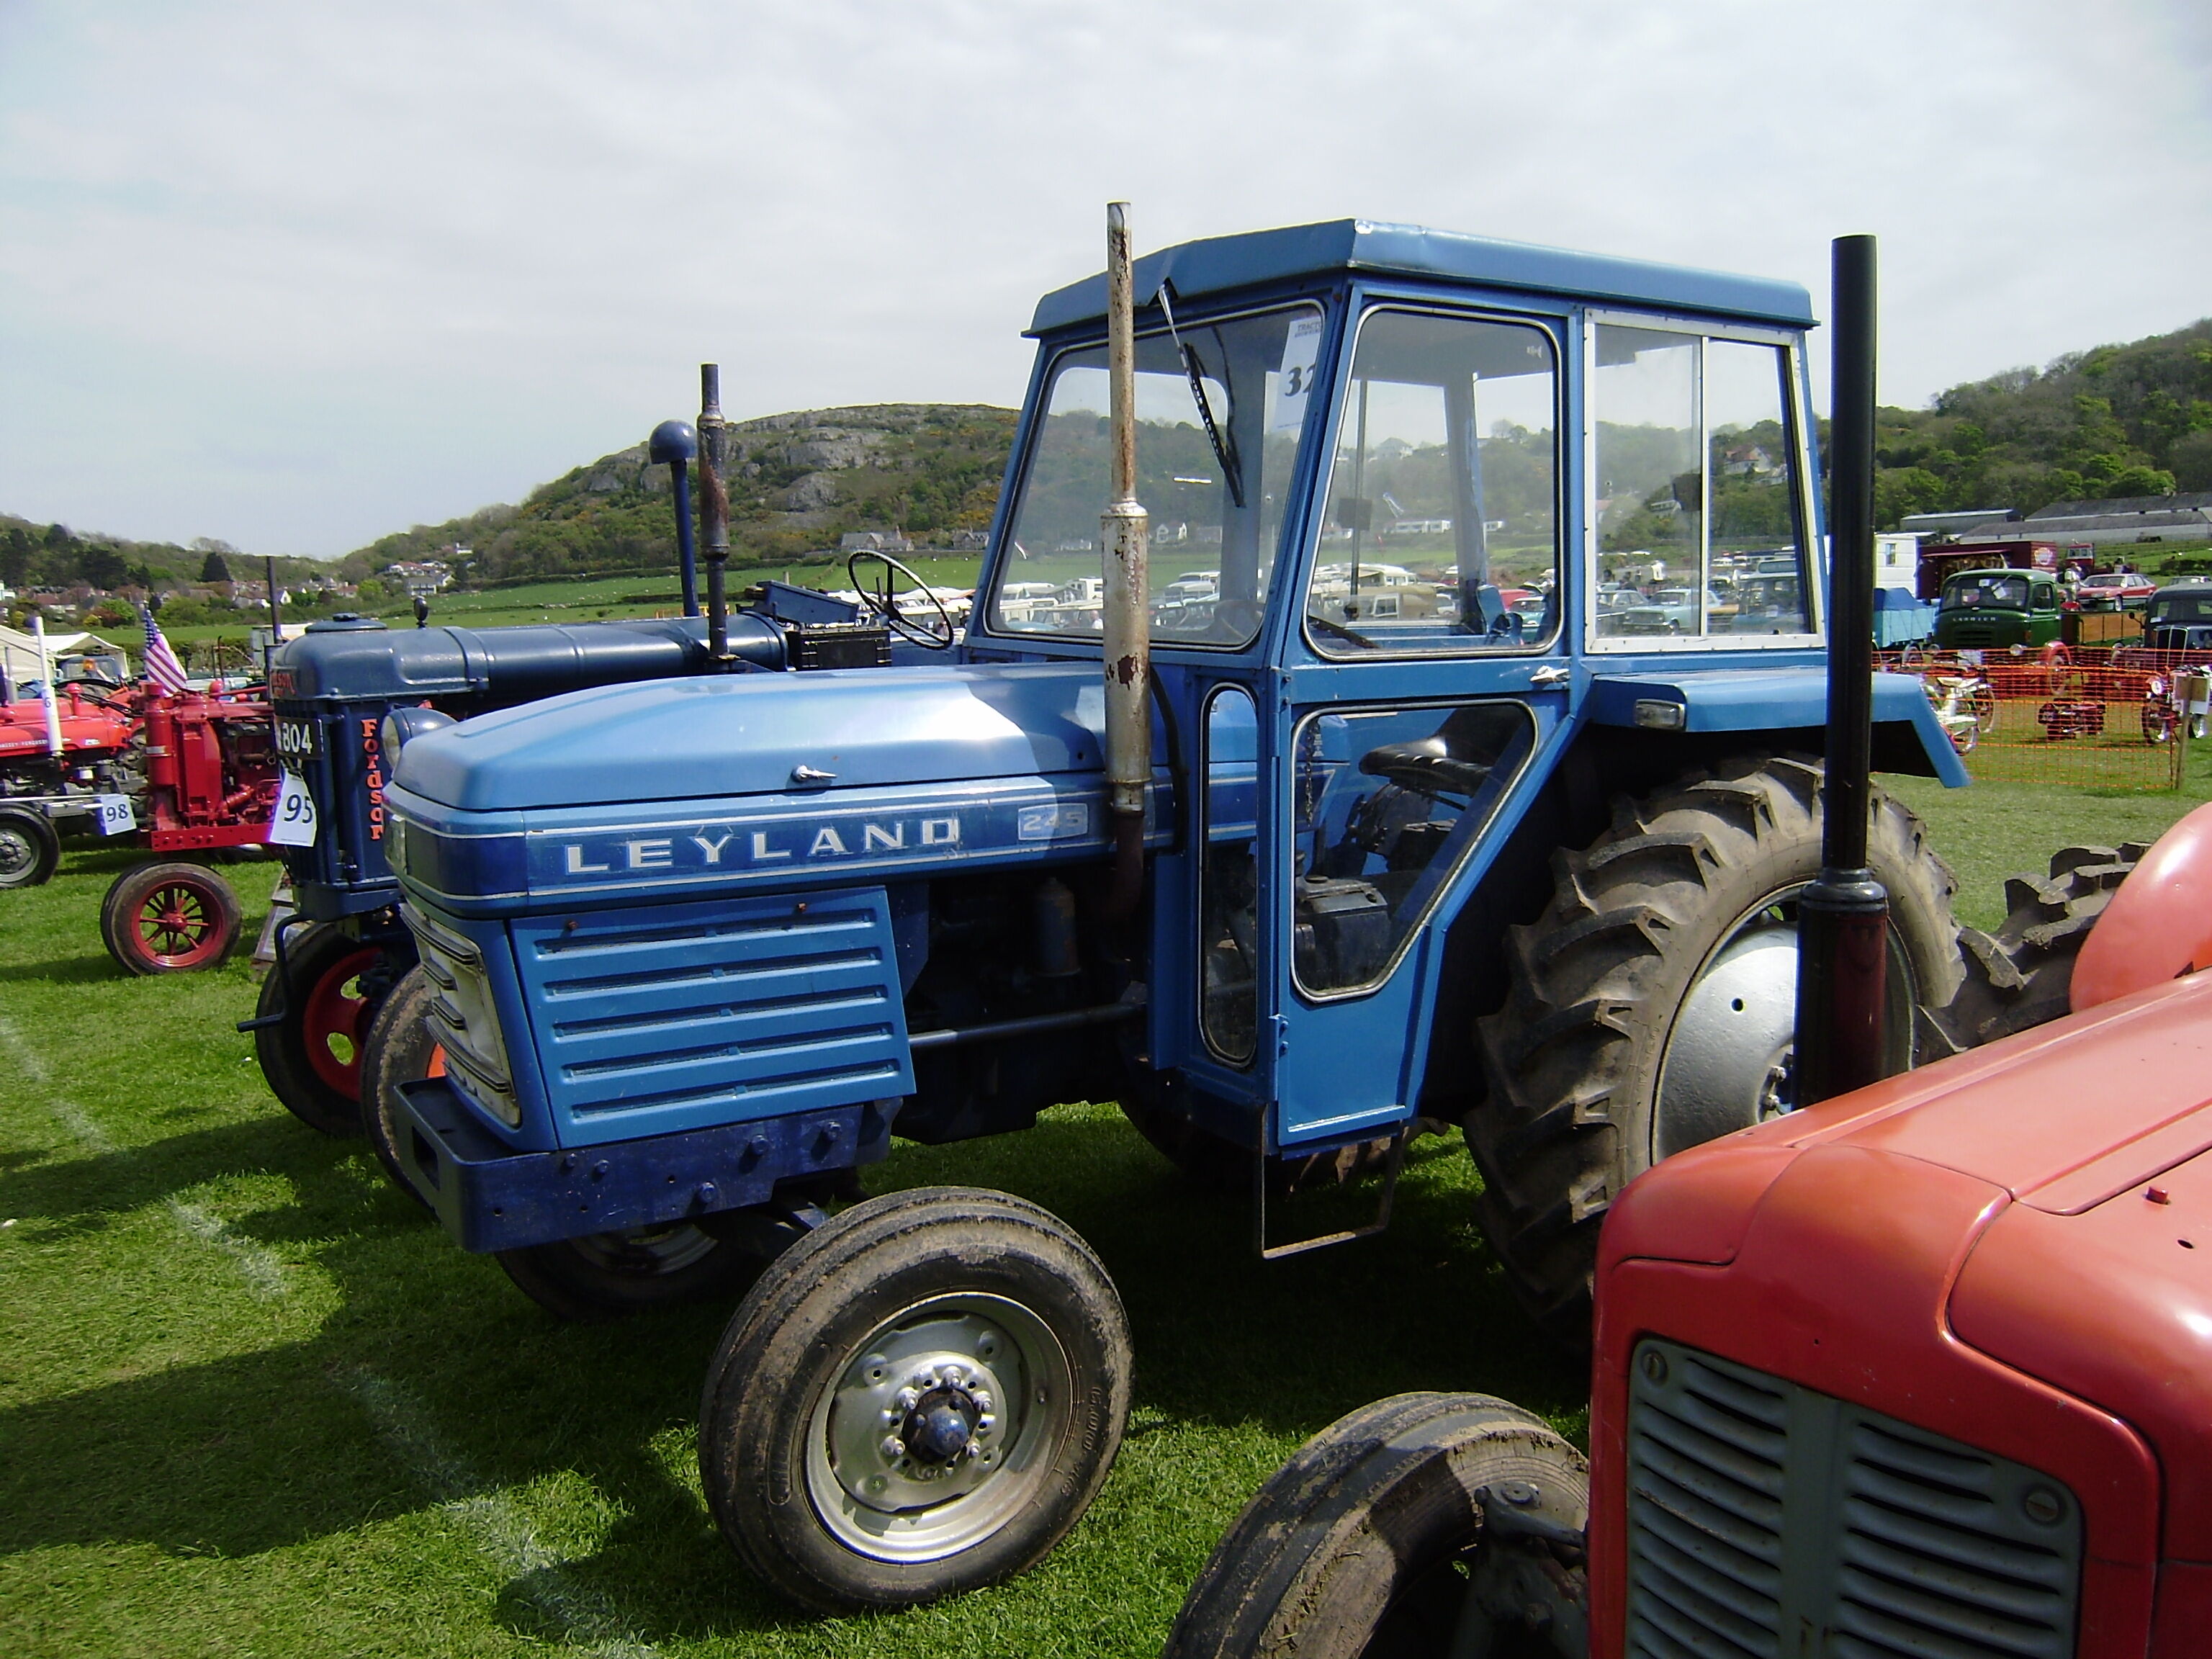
[2072, 800, 2212, 1011]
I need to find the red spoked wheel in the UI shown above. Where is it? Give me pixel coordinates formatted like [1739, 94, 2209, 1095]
[253, 925, 395, 1136]
[101, 861, 243, 975]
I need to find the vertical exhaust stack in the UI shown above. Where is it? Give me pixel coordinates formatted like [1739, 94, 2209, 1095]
[698, 364, 732, 659]
[649, 417, 701, 618]
[1795, 233, 1891, 1106]
[1100, 201, 1152, 921]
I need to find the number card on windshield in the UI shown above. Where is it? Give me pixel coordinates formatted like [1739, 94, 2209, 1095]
[1272, 315, 1324, 433]
[268, 770, 318, 848]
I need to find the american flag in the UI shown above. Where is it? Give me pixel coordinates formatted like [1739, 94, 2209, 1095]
[140, 605, 190, 695]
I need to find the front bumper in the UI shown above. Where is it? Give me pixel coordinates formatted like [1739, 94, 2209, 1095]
[389, 1076, 892, 1252]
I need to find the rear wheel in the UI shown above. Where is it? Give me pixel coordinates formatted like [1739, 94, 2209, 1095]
[1468, 755, 1961, 1344]
[0, 806, 59, 889]
[101, 861, 242, 974]
[1924, 844, 2145, 1056]
[1164, 1392, 1588, 1659]
[359, 963, 441, 1205]
[253, 925, 387, 1134]
[699, 1187, 1131, 1612]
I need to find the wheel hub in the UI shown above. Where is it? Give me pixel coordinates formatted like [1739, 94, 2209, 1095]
[1654, 919, 1799, 1160]
[902, 1383, 984, 1466]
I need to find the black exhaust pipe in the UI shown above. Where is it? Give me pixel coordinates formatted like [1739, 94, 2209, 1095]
[1795, 233, 1890, 1107]
[649, 417, 701, 618]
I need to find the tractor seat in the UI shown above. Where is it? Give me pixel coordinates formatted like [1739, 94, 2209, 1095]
[1357, 736, 1493, 798]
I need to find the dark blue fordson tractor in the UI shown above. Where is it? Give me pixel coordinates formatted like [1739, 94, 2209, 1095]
[374, 212, 1970, 1611]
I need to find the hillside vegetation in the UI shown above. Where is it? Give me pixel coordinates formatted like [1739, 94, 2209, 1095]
[336, 404, 1017, 586]
[1869, 318, 2212, 522]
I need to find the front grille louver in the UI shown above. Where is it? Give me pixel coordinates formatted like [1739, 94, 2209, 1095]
[1627, 1339, 2081, 1659]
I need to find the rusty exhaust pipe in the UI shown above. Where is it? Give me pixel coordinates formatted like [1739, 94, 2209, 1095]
[1100, 202, 1152, 922]
[698, 364, 732, 660]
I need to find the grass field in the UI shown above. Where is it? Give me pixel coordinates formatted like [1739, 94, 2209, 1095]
[4, 752, 2208, 1658]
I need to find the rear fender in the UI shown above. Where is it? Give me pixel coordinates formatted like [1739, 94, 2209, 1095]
[2072, 801, 2212, 1011]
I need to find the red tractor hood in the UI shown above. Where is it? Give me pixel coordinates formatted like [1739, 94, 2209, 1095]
[1605, 969, 2212, 1560]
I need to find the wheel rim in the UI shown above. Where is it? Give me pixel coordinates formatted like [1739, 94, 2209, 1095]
[805, 1292, 1072, 1564]
[566, 1223, 720, 1277]
[128, 875, 230, 968]
[0, 826, 35, 881]
[1651, 889, 1916, 1163]
[303, 945, 385, 1095]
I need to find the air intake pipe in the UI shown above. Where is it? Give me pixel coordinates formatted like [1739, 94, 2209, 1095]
[1100, 201, 1151, 922]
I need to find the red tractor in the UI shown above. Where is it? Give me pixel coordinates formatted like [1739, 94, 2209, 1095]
[1166, 801, 2212, 1659]
[96, 685, 282, 974]
[0, 673, 282, 971]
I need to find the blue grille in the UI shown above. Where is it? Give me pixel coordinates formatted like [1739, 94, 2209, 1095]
[1626, 1339, 2080, 1659]
[509, 886, 913, 1146]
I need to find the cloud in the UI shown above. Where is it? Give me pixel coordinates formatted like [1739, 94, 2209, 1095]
[1, 0, 2207, 554]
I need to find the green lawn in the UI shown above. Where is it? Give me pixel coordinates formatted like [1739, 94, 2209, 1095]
[4, 750, 2208, 1657]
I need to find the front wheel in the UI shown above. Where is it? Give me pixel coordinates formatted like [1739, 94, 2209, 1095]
[1164, 1393, 1588, 1659]
[253, 924, 389, 1133]
[0, 806, 60, 889]
[698, 1187, 1131, 1612]
[495, 1223, 765, 1322]
[101, 861, 243, 974]
[359, 962, 441, 1205]
[1468, 755, 1962, 1344]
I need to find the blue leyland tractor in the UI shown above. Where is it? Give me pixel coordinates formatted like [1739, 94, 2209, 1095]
[247, 411, 902, 1231]
[374, 215, 1972, 1611]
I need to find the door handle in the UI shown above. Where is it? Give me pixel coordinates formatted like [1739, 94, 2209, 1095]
[1529, 665, 1570, 686]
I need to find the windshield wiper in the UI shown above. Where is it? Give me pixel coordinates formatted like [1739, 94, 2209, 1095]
[1156, 284, 1246, 509]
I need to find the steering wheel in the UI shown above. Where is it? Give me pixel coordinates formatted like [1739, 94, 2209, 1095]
[845, 550, 956, 650]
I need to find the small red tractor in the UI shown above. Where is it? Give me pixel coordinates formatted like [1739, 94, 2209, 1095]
[0, 673, 282, 972]
[1165, 801, 2212, 1659]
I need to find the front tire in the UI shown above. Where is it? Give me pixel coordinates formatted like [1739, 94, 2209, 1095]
[1468, 755, 1961, 1344]
[102, 860, 243, 974]
[0, 806, 60, 889]
[495, 1223, 763, 1322]
[359, 962, 441, 1205]
[253, 924, 387, 1134]
[698, 1187, 1131, 1612]
[1164, 1392, 1588, 1659]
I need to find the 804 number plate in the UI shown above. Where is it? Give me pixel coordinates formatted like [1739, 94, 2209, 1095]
[274, 718, 320, 761]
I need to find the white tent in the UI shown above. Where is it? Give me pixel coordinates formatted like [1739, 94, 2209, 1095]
[0, 623, 132, 685]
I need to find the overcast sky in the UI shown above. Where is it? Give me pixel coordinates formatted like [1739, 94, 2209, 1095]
[3, 0, 2207, 558]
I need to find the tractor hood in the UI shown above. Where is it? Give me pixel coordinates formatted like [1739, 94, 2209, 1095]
[379, 662, 1165, 916]
[392, 663, 1109, 811]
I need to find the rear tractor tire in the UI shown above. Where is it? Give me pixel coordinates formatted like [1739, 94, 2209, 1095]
[102, 860, 243, 975]
[1923, 844, 2146, 1056]
[253, 923, 390, 1135]
[1164, 1392, 1588, 1659]
[1468, 755, 1962, 1345]
[0, 806, 60, 889]
[698, 1187, 1132, 1612]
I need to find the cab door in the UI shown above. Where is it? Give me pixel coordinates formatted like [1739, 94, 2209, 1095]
[1255, 300, 1575, 1152]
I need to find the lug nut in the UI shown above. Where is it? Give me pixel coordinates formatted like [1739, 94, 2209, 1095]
[896, 1387, 920, 1410]
[880, 1435, 907, 1461]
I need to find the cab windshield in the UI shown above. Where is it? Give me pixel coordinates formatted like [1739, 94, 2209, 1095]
[987, 302, 1323, 647]
[1943, 573, 2029, 610]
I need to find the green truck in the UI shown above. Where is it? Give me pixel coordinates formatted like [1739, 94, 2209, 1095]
[1931, 565, 2064, 649]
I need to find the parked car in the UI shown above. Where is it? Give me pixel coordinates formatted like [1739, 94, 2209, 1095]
[2074, 568, 2157, 611]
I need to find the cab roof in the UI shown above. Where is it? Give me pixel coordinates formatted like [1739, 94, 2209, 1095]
[1029, 218, 1815, 336]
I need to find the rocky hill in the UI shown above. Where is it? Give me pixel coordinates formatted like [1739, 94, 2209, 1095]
[337, 403, 1018, 585]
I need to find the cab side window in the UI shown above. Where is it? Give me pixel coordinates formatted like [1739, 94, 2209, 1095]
[1592, 326, 1812, 642]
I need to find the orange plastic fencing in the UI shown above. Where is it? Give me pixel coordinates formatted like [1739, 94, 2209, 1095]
[1883, 644, 2203, 792]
